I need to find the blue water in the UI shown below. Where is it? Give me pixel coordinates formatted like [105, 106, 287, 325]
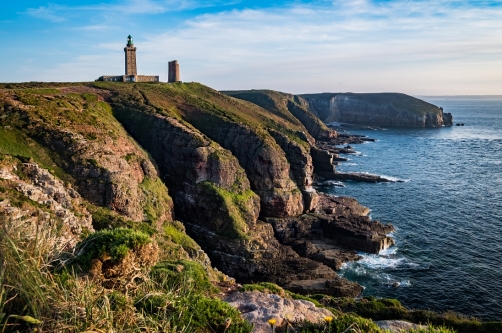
[322, 97, 502, 321]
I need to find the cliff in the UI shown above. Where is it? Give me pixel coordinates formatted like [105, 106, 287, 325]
[2, 82, 493, 333]
[0, 82, 397, 296]
[301, 92, 453, 128]
[221, 89, 337, 140]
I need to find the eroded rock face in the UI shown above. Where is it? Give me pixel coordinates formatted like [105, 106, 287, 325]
[0, 89, 174, 225]
[112, 108, 260, 236]
[265, 194, 394, 260]
[185, 221, 336, 284]
[202, 122, 304, 218]
[303, 93, 449, 128]
[0, 163, 94, 250]
[40, 129, 173, 223]
[225, 291, 334, 333]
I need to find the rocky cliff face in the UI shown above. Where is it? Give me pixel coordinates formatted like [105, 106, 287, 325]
[287, 95, 337, 140]
[132, 84, 308, 218]
[302, 93, 453, 128]
[111, 104, 260, 239]
[0, 88, 174, 227]
[193, 117, 304, 218]
[0, 159, 94, 251]
[221, 90, 337, 141]
[1, 82, 405, 300]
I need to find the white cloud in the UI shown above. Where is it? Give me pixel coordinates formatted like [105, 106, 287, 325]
[129, 1, 502, 94]
[25, 0, 239, 21]
[25, 5, 66, 22]
[22, 0, 502, 95]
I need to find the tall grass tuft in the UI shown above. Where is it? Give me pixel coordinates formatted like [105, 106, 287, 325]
[0, 210, 252, 332]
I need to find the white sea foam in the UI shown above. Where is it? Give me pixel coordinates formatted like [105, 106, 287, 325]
[379, 174, 410, 182]
[316, 180, 345, 187]
[357, 252, 405, 270]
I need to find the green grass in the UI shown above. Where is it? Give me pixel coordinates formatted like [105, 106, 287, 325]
[72, 228, 152, 270]
[0, 129, 69, 182]
[164, 222, 201, 253]
[222, 89, 331, 141]
[139, 176, 173, 224]
[0, 222, 252, 332]
[199, 181, 258, 239]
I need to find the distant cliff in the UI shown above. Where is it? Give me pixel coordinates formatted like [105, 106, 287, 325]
[301, 93, 453, 128]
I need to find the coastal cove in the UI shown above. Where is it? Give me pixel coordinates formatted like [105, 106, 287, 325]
[322, 97, 502, 321]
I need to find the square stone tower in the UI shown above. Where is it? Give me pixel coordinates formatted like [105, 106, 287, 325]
[124, 35, 137, 76]
[168, 60, 180, 82]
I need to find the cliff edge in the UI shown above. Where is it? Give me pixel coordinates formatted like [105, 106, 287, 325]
[301, 92, 453, 128]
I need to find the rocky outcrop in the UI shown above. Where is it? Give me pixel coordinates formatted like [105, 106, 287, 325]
[1, 89, 174, 225]
[186, 220, 362, 297]
[111, 107, 260, 239]
[178, 112, 304, 218]
[225, 291, 334, 332]
[376, 320, 425, 332]
[265, 194, 394, 257]
[442, 109, 453, 126]
[269, 130, 318, 212]
[0, 162, 94, 250]
[186, 221, 335, 283]
[311, 147, 335, 173]
[311, 144, 397, 183]
[302, 93, 452, 128]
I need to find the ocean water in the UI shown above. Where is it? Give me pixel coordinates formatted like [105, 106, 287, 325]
[321, 97, 502, 321]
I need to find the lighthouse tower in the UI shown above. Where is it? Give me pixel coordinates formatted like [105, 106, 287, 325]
[124, 35, 137, 76]
[98, 35, 159, 82]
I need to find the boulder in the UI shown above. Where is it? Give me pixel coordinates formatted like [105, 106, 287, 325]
[376, 320, 425, 332]
[225, 291, 334, 332]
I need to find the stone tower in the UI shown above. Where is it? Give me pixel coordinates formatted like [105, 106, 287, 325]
[168, 60, 180, 83]
[124, 35, 137, 76]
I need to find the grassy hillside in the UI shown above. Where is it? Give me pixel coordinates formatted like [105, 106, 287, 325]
[222, 89, 334, 140]
[95, 82, 312, 149]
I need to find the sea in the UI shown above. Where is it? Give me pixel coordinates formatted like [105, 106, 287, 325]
[320, 97, 502, 321]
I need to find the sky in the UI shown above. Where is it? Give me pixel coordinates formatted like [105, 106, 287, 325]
[1, 0, 502, 95]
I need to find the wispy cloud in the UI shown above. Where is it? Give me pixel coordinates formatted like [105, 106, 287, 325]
[73, 24, 116, 31]
[17, 0, 502, 94]
[24, 0, 239, 22]
[25, 4, 66, 22]
[132, 0, 502, 94]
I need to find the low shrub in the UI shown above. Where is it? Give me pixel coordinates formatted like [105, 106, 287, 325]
[240, 282, 287, 297]
[150, 260, 217, 295]
[73, 227, 151, 270]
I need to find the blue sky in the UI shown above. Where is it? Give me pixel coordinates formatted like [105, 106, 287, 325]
[1, 0, 502, 95]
